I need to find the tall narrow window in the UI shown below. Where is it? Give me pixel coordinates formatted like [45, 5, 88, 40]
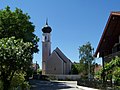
[45, 36, 47, 41]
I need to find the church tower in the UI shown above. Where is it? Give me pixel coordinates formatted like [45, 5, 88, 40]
[42, 20, 52, 75]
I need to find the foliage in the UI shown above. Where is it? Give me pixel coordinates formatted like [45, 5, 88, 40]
[37, 69, 42, 75]
[101, 56, 120, 86]
[79, 59, 88, 77]
[25, 67, 34, 80]
[113, 67, 120, 81]
[0, 72, 30, 90]
[103, 57, 120, 72]
[10, 71, 30, 90]
[79, 42, 94, 63]
[94, 70, 102, 80]
[77, 79, 103, 89]
[0, 6, 39, 53]
[0, 37, 33, 90]
[0, 80, 3, 90]
[0, 6, 39, 90]
[78, 42, 94, 78]
[71, 63, 80, 74]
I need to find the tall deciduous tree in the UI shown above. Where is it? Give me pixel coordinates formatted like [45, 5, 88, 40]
[0, 6, 39, 90]
[79, 42, 94, 78]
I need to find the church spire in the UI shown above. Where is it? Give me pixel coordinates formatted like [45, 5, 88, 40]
[46, 18, 48, 25]
[42, 18, 52, 33]
[42, 18, 52, 75]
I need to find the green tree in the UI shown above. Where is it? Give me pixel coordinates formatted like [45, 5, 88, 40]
[71, 63, 80, 74]
[79, 59, 88, 77]
[0, 6, 39, 52]
[102, 56, 120, 86]
[79, 42, 94, 78]
[0, 6, 39, 90]
[0, 37, 33, 90]
[10, 71, 30, 90]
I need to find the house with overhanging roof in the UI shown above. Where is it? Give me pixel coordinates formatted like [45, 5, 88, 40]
[94, 11, 120, 83]
[94, 12, 120, 63]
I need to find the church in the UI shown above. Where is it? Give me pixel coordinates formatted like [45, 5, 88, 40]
[41, 21, 72, 75]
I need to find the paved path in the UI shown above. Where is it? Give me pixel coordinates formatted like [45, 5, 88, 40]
[29, 80, 99, 90]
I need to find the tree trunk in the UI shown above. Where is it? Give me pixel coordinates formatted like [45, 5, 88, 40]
[1, 70, 15, 90]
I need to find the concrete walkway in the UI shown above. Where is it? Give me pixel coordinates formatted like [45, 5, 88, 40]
[29, 80, 100, 90]
[56, 81, 100, 90]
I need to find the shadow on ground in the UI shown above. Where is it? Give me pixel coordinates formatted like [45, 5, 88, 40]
[29, 79, 74, 90]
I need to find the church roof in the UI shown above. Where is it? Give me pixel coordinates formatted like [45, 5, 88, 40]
[53, 47, 71, 63]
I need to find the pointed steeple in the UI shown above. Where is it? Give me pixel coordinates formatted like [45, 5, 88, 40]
[42, 19, 52, 33]
[46, 18, 48, 25]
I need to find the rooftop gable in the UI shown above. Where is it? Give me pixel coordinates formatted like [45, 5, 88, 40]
[95, 12, 120, 57]
[54, 47, 71, 63]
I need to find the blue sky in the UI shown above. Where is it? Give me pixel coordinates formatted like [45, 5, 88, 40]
[1, 1, 120, 68]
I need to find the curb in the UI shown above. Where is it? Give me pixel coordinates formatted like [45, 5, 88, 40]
[76, 85, 100, 90]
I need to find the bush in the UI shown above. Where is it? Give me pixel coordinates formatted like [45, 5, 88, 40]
[0, 72, 30, 90]
[37, 69, 42, 75]
[10, 72, 30, 90]
[77, 79, 103, 89]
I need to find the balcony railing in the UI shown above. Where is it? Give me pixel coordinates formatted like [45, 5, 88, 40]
[104, 51, 120, 62]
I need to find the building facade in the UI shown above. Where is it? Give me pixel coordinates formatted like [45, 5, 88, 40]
[42, 21, 72, 75]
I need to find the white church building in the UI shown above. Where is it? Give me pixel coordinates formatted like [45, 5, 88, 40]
[42, 21, 72, 75]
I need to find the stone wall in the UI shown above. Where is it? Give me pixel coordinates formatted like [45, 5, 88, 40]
[47, 75, 81, 81]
